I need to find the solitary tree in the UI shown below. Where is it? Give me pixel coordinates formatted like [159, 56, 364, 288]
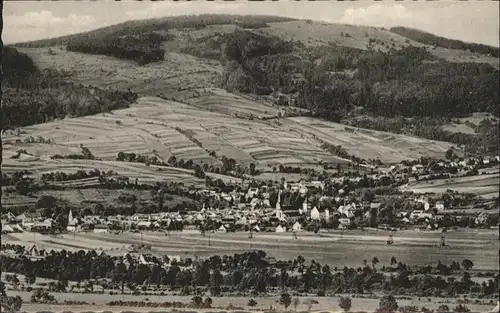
[445, 149, 456, 160]
[339, 296, 352, 312]
[377, 295, 398, 313]
[191, 296, 203, 308]
[437, 305, 450, 312]
[204, 297, 213, 308]
[461, 259, 474, 271]
[280, 292, 292, 311]
[248, 298, 258, 307]
[453, 304, 471, 313]
[24, 273, 36, 286]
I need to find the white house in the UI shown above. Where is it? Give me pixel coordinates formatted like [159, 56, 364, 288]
[292, 221, 302, 231]
[1, 224, 14, 234]
[137, 221, 152, 230]
[18, 213, 39, 229]
[218, 225, 227, 233]
[410, 210, 433, 221]
[11, 224, 23, 233]
[338, 218, 351, 228]
[2, 212, 16, 223]
[302, 199, 309, 215]
[139, 254, 156, 265]
[246, 187, 259, 199]
[310, 207, 320, 220]
[93, 224, 109, 233]
[435, 202, 445, 212]
[275, 209, 285, 221]
[412, 164, 424, 172]
[275, 225, 286, 233]
[324, 209, 330, 220]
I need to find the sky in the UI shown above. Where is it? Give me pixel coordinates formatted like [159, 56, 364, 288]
[3, 1, 499, 47]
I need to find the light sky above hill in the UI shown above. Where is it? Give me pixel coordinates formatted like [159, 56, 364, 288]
[3, 1, 499, 47]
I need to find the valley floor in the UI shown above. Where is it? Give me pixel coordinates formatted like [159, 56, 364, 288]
[4, 229, 498, 271]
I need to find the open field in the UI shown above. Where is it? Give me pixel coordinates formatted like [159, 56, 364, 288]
[286, 117, 453, 163]
[1, 158, 206, 185]
[1, 187, 192, 209]
[401, 173, 500, 199]
[4, 229, 498, 271]
[2, 96, 457, 181]
[8, 292, 498, 313]
[19, 46, 222, 95]
[3, 229, 498, 312]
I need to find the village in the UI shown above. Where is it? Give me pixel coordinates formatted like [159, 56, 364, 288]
[2, 154, 499, 238]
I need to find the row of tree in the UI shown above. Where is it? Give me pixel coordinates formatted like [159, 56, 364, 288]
[67, 33, 167, 65]
[1, 248, 497, 299]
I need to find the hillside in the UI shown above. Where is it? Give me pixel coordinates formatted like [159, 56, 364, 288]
[1, 96, 454, 171]
[390, 26, 499, 57]
[3, 15, 499, 165]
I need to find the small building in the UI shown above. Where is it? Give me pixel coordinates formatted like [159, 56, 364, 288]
[93, 224, 109, 233]
[323, 209, 330, 220]
[139, 254, 156, 265]
[1, 224, 14, 234]
[137, 221, 152, 230]
[435, 202, 445, 212]
[218, 225, 227, 233]
[410, 210, 433, 221]
[275, 225, 286, 233]
[292, 221, 302, 232]
[28, 245, 41, 257]
[338, 218, 351, 228]
[310, 207, 320, 220]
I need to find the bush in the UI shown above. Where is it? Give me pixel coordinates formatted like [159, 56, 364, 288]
[248, 298, 258, 307]
[377, 295, 398, 313]
[339, 296, 352, 312]
[399, 306, 419, 313]
[453, 305, 470, 313]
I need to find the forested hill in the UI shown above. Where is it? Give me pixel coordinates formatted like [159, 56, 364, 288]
[2, 47, 138, 129]
[390, 26, 499, 57]
[11, 14, 296, 48]
[4, 15, 499, 155]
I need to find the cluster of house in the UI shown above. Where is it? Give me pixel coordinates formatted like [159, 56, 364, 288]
[395, 155, 500, 180]
[2, 187, 497, 236]
[1, 155, 498, 236]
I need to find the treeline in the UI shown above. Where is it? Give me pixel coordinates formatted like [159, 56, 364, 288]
[67, 32, 167, 65]
[0, 248, 497, 299]
[2, 48, 138, 129]
[14, 15, 295, 48]
[390, 26, 500, 57]
[41, 169, 105, 182]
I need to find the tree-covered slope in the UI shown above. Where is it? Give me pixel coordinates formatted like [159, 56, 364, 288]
[390, 26, 499, 57]
[1, 47, 138, 129]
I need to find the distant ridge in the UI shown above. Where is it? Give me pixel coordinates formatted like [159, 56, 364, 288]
[390, 26, 499, 56]
[10, 14, 296, 47]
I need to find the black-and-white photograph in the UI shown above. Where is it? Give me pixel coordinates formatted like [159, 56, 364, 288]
[1, 1, 499, 313]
